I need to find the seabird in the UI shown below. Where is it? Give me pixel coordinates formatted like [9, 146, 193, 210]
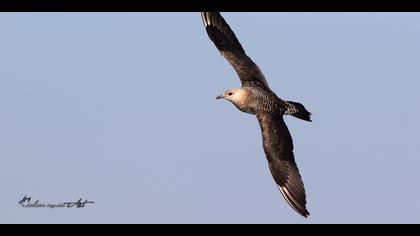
[201, 12, 312, 218]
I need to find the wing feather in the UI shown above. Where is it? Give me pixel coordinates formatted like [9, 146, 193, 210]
[201, 12, 270, 89]
[256, 112, 310, 217]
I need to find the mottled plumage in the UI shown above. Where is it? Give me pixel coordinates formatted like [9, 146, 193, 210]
[202, 12, 312, 218]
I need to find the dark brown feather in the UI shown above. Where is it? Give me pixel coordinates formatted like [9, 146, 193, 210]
[256, 112, 310, 217]
[201, 12, 270, 90]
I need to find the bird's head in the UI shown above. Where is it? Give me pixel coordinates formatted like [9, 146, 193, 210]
[216, 88, 248, 105]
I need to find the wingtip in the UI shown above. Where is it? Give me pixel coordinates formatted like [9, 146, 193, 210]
[297, 207, 310, 218]
[201, 12, 223, 28]
[200, 12, 206, 26]
[279, 185, 310, 218]
[201, 12, 212, 27]
[301, 209, 311, 218]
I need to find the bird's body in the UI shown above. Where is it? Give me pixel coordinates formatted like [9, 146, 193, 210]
[220, 87, 285, 115]
[201, 12, 312, 217]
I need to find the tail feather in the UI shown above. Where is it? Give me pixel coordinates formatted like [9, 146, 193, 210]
[285, 101, 312, 122]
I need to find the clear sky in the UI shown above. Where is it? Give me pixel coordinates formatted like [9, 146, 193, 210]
[0, 13, 419, 224]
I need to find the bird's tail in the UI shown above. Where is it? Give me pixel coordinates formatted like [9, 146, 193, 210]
[284, 101, 312, 122]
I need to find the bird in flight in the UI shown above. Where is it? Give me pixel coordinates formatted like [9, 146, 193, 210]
[201, 12, 312, 217]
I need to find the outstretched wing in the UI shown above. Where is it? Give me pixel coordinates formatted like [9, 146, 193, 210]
[256, 112, 310, 217]
[201, 12, 270, 90]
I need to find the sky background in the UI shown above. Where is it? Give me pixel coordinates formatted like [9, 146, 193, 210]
[0, 13, 419, 224]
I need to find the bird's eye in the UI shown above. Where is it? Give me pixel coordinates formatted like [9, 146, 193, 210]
[227, 92, 233, 96]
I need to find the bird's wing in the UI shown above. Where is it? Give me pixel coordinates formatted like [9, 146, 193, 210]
[201, 12, 270, 90]
[256, 112, 310, 217]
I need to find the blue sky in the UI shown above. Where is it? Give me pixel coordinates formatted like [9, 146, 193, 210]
[0, 13, 419, 224]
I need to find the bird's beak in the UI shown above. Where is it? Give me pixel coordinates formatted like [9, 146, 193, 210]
[216, 94, 224, 100]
